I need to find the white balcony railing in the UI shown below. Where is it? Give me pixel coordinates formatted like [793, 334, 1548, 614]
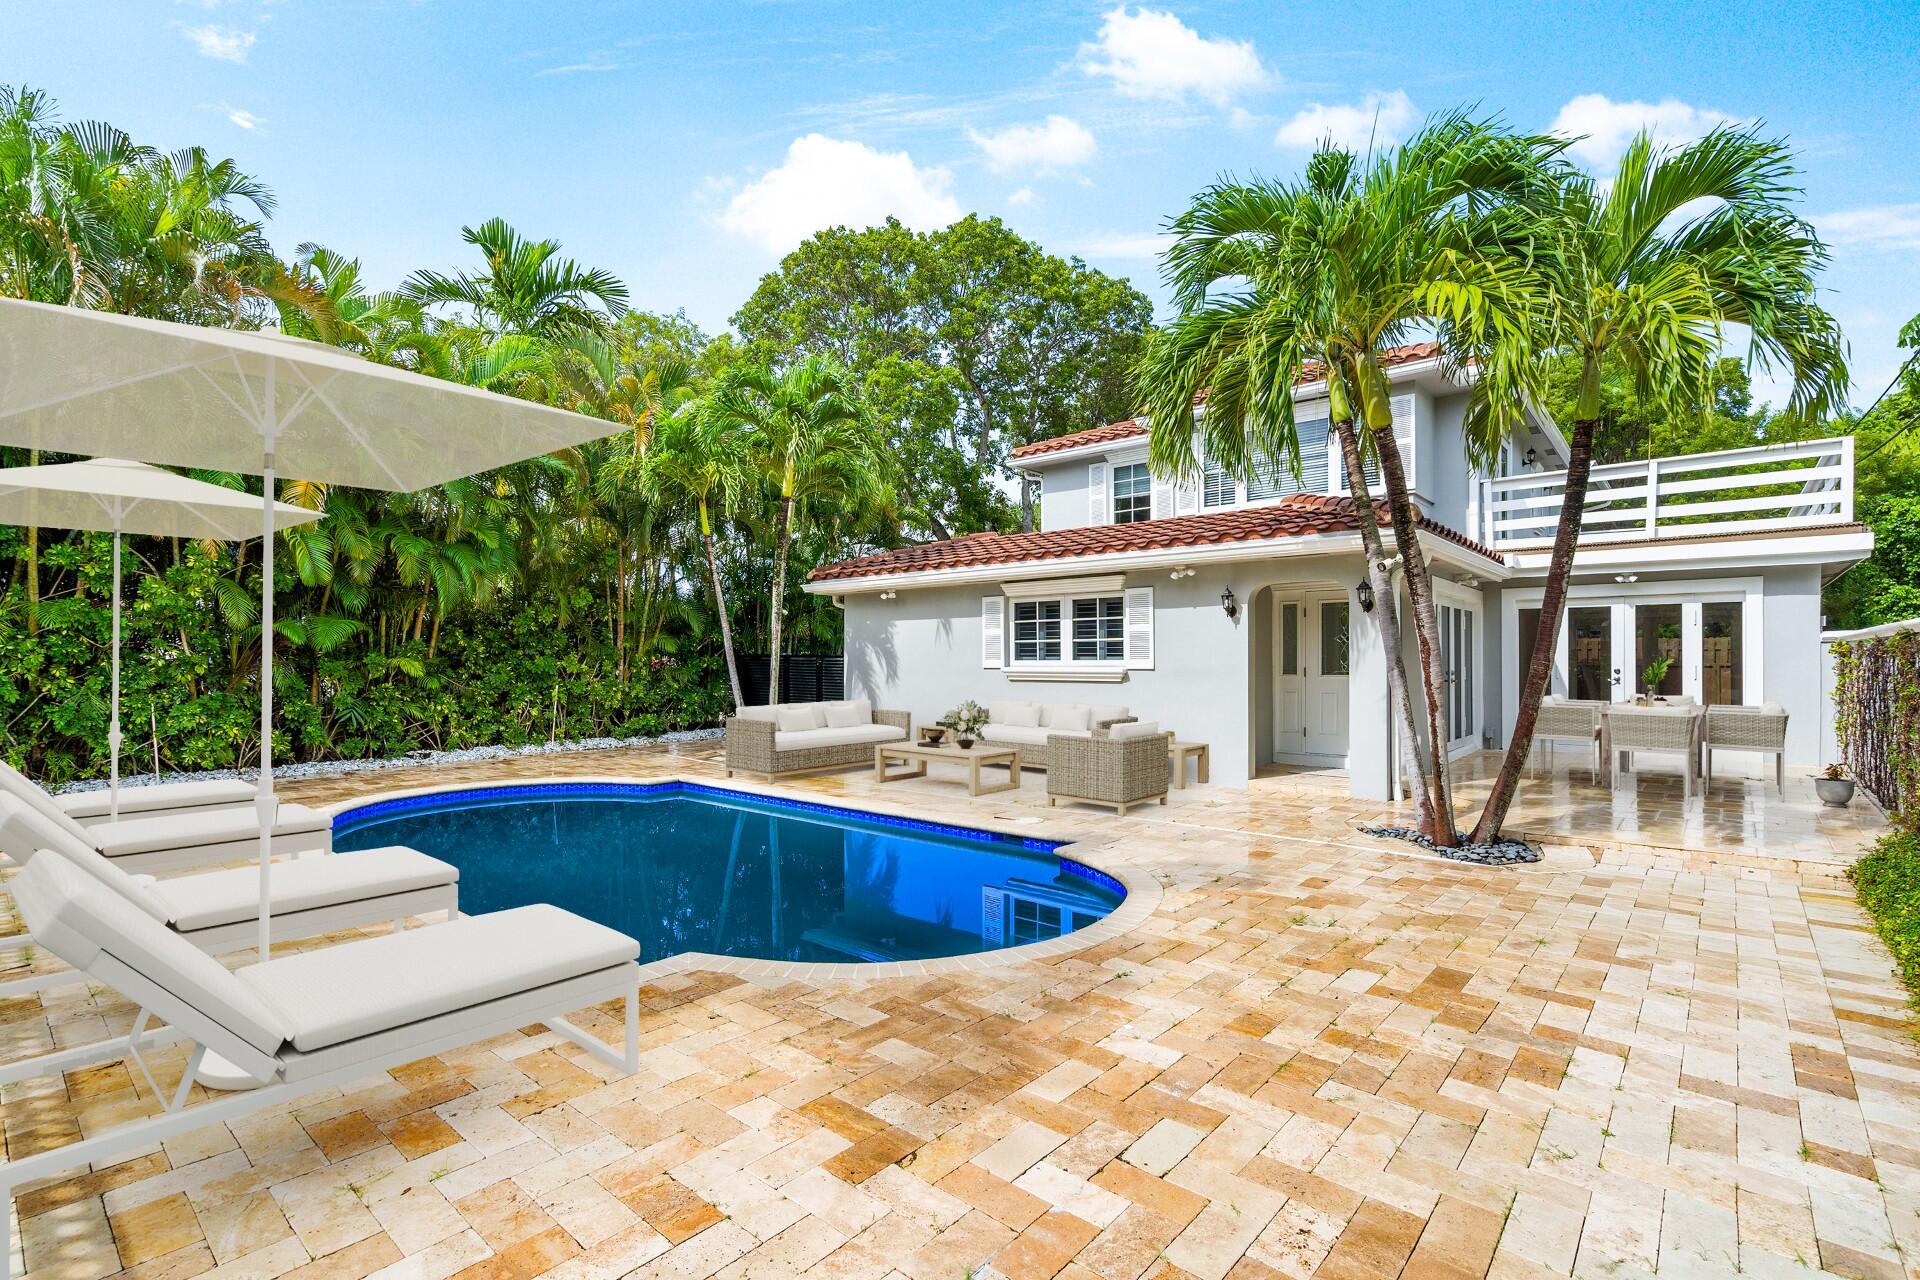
[1481, 435, 1854, 551]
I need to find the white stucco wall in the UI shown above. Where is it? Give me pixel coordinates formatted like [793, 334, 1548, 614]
[1761, 563, 1825, 764]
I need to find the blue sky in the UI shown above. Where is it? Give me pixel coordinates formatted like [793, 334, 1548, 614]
[9, 0, 1919, 406]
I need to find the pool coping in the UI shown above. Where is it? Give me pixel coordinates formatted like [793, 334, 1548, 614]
[317, 772, 1162, 985]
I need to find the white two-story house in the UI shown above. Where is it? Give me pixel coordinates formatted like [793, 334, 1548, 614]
[804, 342, 1871, 800]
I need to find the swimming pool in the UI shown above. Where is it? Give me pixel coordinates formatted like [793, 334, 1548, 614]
[332, 781, 1124, 965]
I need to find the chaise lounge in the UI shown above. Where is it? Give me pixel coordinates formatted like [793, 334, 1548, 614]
[725, 699, 910, 780]
[1, 761, 331, 872]
[979, 700, 1135, 770]
[57, 775, 260, 825]
[0, 851, 641, 1280]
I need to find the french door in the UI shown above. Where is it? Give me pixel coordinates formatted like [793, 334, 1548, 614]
[1437, 600, 1479, 755]
[1552, 597, 1749, 704]
[1274, 590, 1350, 763]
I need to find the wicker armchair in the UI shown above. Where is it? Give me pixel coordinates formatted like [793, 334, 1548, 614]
[1045, 724, 1173, 816]
[1530, 699, 1604, 782]
[1603, 705, 1704, 799]
[725, 704, 911, 780]
[1703, 705, 1788, 796]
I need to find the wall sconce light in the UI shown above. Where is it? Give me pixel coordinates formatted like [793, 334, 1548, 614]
[1219, 586, 1238, 620]
[1356, 578, 1376, 613]
[1524, 447, 1538, 467]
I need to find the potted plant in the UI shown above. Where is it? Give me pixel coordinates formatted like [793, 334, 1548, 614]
[941, 700, 988, 749]
[1815, 763, 1855, 807]
[1639, 656, 1675, 704]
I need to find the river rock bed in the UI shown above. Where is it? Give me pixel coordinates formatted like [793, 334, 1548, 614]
[1362, 824, 1542, 865]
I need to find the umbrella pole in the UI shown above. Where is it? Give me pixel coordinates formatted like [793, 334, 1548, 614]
[110, 510, 123, 822]
[256, 410, 278, 962]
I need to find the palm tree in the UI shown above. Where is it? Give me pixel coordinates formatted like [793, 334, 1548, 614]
[1139, 115, 1558, 842]
[402, 217, 629, 339]
[707, 358, 884, 701]
[1465, 127, 1848, 842]
[644, 406, 751, 708]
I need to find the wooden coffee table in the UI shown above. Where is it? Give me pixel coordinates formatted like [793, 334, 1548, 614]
[875, 741, 1022, 796]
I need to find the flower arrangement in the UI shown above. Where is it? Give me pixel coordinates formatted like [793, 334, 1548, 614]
[940, 700, 988, 747]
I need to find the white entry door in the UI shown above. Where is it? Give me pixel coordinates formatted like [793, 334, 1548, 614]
[1274, 590, 1351, 764]
[1438, 600, 1480, 755]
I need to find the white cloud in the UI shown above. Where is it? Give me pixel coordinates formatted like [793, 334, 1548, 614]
[536, 56, 622, 77]
[181, 24, 255, 63]
[1549, 93, 1740, 168]
[1078, 6, 1268, 108]
[1275, 90, 1416, 151]
[1815, 203, 1920, 251]
[721, 134, 962, 254]
[1075, 231, 1169, 260]
[1007, 187, 1035, 207]
[966, 115, 1097, 174]
[226, 106, 264, 130]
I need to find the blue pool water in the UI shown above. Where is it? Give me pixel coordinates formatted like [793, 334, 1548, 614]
[332, 782, 1123, 964]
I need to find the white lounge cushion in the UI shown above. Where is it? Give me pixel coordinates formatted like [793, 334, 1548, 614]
[58, 778, 259, 820]
[733, 705, 778, 723]
[774, 723, 903, 751]
[238, 904, 639, 1052]
[151, 847, 458, 932]
[89, 802, 330, 859]
[12, 852, 294, 1057]
[1109, 720, 1162, 741]
[1042, 704, 1092, 731]
[988, 701, 1037, 726]
[0, 793, 175, 922]
[0, 759, 101, 850]
[775, 705, 825, 733]
[823, 701, 870, 729]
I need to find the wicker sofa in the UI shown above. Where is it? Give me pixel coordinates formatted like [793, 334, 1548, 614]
[1046, 722, 1174, 815]
[979, 700, 1134, 770]
[725, 700, 910, 780]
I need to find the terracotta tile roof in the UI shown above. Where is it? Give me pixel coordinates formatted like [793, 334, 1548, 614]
[810, 494, 1498, 583]
[1011, 342, 1444, 460]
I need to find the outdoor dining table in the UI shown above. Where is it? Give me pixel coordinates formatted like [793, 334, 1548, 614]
[1597, 702, 1706, 797]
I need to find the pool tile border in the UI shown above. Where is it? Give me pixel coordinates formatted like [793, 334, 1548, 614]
[319, 771, 1162, 985]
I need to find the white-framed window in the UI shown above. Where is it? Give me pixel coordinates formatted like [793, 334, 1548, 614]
[1011, 599, 1062, 663]
[1202, 455, 1236, 508]
[1112, 462, 1151, 523]
[1072, 596, 1125, 661]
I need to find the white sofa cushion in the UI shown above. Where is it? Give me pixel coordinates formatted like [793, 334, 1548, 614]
[775, 705, 825, 733]
[89, 802, 330, 859]
[12, 852, 293, 1057]
[988, 701, 1037, 726]
[58, 778, 260, 821]
[1088, 704, 1129, 725]
[151, 847, 459, 932]
[1043, 704, 1092, 731]
[734, 705, 778, 723]
[823, 701, 870, 729]
[981, 723, 1052, 747]
[1109, 720, 1162, 741]
[238, 904, 639, 1052]
[774, 723, 904, 751]
[0, 793, 174, 923]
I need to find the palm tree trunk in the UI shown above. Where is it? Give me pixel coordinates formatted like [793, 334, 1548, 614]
[1470, 416, 1597, 844]
[23, 449, 38, 634]
[768, 496, 792, 705]
[1331, 419, 1439, 835]
[1372, 426, 1458, 844]
[702, 503, 745, 711]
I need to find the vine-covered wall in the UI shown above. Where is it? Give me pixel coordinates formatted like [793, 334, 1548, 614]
[1832, 628, 1920, 830]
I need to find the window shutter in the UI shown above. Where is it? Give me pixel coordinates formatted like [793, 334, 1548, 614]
[1124, 586, 1154, 669]
[982, 595, 1005, 668]
[1175, 476, 1198, 515]
[1391, 393, 1416, 492]
[1087, 461, 1108, 525]
[1151, 472, 1173, 519]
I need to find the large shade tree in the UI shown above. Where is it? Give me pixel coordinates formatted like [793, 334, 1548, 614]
[1464, 126, 1848, 841]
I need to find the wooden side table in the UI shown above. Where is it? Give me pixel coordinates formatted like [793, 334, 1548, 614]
[1169, 740, 1210, 788]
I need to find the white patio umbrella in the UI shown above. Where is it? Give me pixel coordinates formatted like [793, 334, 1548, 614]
[0, 297, 627, 964]
[0, 457, 321, 820]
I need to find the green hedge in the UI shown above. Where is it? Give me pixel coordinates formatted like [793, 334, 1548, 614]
[1851, 832, 1920, 1010]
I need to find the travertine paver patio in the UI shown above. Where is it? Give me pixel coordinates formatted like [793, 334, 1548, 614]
[5, 741, 1918, 1280]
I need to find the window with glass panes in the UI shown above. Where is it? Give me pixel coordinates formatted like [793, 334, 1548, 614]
[1111, 462, 1151, 523]
[1072, 597, 1125, 661]
[1011, 600, 1062, 662]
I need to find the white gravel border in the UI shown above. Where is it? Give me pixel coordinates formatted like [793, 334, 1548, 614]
[51, 728, 724, 795]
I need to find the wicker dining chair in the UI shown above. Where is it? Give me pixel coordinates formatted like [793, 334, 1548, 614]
[1703, 705, 1789, 796]
[1530, 699, 1604, 783]
[1604, 705, 1704, 800]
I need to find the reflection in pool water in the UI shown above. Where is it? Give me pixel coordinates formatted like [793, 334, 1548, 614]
[332, 782, 1123, 965]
